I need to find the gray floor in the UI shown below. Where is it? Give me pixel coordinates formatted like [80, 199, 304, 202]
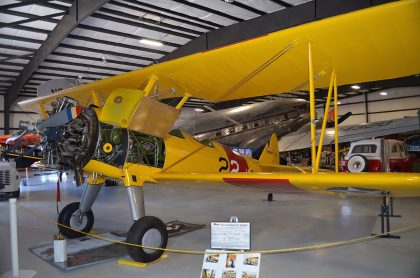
[1, 173, 420, 278]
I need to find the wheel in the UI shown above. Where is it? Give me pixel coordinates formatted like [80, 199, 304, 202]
[126, 216, 168, 263]
[347, 155, 368, 173]
[9, 189, 20, 199]
[58, 202, 94, 238]
[267, 193, 273, 202]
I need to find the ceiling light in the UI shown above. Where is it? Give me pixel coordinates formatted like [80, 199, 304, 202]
[337, 101, 341, 105]
[379, 91, 388, 96]
[139, 39, 163, 47]
[296, 98, 306, 102]
[351, 85, 360, 90]
[194, 108, 204, 112]
[223, 0, 234, 2]
[326, 130, 335, 135]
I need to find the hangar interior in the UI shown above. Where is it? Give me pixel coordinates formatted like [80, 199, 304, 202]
[0, 0, 419, 278]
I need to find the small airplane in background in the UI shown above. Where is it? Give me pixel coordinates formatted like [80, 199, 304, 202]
[12, 0, 420, 263]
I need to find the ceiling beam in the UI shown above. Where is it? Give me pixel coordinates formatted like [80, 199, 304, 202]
[126, 0, 223, 28]
[110, 0, 215, 31]
[229, 2, 266, 16]
[0, 12, 67, 28]
[170, 0, 244, 22]
[51, 51, 146, 68]
[0, 0, 56, 11]
[268, 0, 293, 8]
[5, 0, 111, 134]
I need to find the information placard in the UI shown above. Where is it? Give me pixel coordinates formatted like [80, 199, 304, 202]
[211, 222, 251, 250]
[200, 250, 261, 278]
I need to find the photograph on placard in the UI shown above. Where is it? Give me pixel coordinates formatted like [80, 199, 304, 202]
[222, 270, 236, 278]
[201, 268, 216, 278]
[225, 254, 237, 268]
[243, 255, 259, 266]
[242, 272, 258, 278]
[205, 253, 220, 263]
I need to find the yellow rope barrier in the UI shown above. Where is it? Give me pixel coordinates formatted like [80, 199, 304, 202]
[17, 203, 420, 255]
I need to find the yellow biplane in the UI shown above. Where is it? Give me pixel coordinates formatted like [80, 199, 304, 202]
[18, 0, 420, 263]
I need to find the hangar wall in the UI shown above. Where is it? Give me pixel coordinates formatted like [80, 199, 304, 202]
[0, 96, 37, 135]
[316, 86, 420, 126]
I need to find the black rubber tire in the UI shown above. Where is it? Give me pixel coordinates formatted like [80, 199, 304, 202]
[9, 189, 20, 199]
[58, 202, 94, 238]
[267, 193, 273, 202]
[347, 155, 369, 173]
[126, 216, 168, 263]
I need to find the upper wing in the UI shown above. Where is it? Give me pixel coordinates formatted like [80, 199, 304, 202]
[152, 172, 420, 198]
[19, 0, 420, 112]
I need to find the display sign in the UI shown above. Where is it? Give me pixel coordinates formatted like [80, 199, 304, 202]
[201, 250, 261, 278]
[211, 222, 251, 250]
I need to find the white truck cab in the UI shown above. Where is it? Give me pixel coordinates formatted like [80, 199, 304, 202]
[341, 139, 415, 173]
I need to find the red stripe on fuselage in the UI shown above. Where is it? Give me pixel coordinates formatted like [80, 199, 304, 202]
[222, 146, 249, 172]
[223, 178, 304, 193]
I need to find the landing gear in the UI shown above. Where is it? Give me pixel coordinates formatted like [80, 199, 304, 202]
[125, 185, 168, 263]
[126, 216, 168, 263]
[58, 202, 94, 238]
[57, 183, 102, 238]
[371, 195, 401, 239]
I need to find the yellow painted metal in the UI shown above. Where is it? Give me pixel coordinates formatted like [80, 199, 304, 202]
[87, 174, 106, 185]
[19, 0, 420, 113]
[308, 42, 316, 174]
[38, 103, 46, 120]
[142, 75, 158, 97]
[333, 74, 339, 173]
[91, 90, 101, 107]
[99, 88, 145, 127]
[315, 70, 335, 172]
[152, 172, 420, 198]
[103, 143, 112, 153]
[175, 93, 192, 110]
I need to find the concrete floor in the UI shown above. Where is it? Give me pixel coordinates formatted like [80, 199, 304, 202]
[1, 173, 420, 278]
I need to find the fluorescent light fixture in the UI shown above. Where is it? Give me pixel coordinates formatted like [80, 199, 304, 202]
[351, 85, 360, 90]
[139, 39, 163, 47]
[379, 91, 388, 96]
[296, 98, 306, 102]
[194, 108, 204, 112]
[326, 130, 335, 135]
[337, 101, 341, 105]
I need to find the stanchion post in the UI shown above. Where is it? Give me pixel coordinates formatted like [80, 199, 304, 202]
[9, 198, 19, 277]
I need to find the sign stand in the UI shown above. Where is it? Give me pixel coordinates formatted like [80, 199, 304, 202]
[200, 217, 261, 278]
[0, 199, 37, 278]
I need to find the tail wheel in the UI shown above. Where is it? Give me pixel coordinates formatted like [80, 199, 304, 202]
[126, 216, 168, 263]
[58, 202, 94, 238]
[347, 155, 368, 173]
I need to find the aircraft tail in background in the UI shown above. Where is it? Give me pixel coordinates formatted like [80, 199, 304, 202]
[259, 133, 280, 165]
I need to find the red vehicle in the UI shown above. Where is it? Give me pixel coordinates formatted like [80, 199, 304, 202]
[341, 139, 416, 173]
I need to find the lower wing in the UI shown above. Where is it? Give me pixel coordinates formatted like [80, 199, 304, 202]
[152, 172, 420, 198]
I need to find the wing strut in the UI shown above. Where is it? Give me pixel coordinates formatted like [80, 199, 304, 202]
[308, 43, 316, 173]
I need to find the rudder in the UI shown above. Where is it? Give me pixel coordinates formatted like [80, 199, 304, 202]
[259, 133, 280, 165]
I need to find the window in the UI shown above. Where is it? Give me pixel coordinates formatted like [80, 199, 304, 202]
[200, 139, 214, 148]
[391, 143, 399, 153]
[352, 144, 377, 154]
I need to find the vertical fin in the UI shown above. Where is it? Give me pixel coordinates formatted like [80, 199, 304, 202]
[259, 133, 280, 165]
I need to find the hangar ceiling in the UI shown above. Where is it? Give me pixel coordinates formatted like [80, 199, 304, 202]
[0, 0, 419, 132]
[0, 0, 309, 102]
